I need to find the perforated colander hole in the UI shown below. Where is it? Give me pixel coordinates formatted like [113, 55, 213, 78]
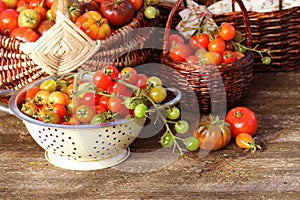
[61, 132, 65, 135]
[48, 128, 51, 130]
[42, 128, 45, 131]
[45, 135, 48, 137]
[95, 141, 99, 143]
[106, 135, 110, 138]
[61, 139, 64, 142]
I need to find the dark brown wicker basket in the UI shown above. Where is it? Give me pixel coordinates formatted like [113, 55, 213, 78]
[160, 0, 254, 114]
[0, 1, 160, 91]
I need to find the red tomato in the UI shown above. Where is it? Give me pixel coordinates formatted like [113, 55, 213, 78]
[10, 27, 40, 42]
[46, 0, 55, 9]
[108, 82, 132, 97]
[219, 23, 236, 41]
[169, 44, 191, 62]
[99, 95, 109, 110]
[82, 92, 100, 107]
[83, 0, 100, 12]
[103, 65, 119, 79]
[128, 0, 143, 11]
[28, 0, 44, 8]
[169, 34, 185, 49]
[136, 73, 148, 89]
[100, 0, 134, 27]
[34, 6, 47, 22]
[222, 50, 238, 64]
[0, 9, 19, 36]
[75, 104, 95, 124]
[120, 67, 138, 85]
[37, 19, 55, 36]
[92, 105, 107, 114]
[189, 33, 209, 50]
[185, 55, 199, 64]
[1, 0, 18, 9]
[25, 87, 40, 100]
[49, 103, 67, 119]
[208, 37, 226, 54]
[75, 11, 111, 40]
[225, 107, 258, 138]
[95, 72, 113, 91]
[0, 1, 7, 12]
[48, 91, 67, 106]
[107, 97, 128, 116]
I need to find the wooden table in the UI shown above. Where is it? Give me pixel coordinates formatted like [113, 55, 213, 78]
[1, 69, 300, 199]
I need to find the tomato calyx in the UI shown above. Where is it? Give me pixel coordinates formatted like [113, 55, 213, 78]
[234, 109, 243, 118]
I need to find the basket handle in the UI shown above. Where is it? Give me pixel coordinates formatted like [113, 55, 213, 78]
[162, 0, 252, 55]
[56, 0, 69, 22]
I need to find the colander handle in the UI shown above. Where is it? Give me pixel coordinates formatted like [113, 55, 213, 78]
[0, 90, 14, 114]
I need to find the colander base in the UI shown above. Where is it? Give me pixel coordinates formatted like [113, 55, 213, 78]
[44, 148, 130, 170]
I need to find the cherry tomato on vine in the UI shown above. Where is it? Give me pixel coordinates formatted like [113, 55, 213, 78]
[48, 91, 67, 106]
[149, 86, 167, 103]
[43, 111, 61, 124]
[169, 44, 191, 62]
[120, 67, 138, 85]
[107, 82, 131, 97]
[144, 6, 158, 19]
[25, 87, 40, 100]
[235, 133, 261, 153]
[222, 50, 238, 64]
[96, 72, 113, 91]
[146, 76, 162, 89]
[39, 79, 56, 92]
[136, 74, 148, 89]
[175, 120, 189, 134]
[134, 103, 148, 118]
[21, 102, 38, 117]
[202, 52, 222, 65]
[208, 37, 226, 54]
[189, 33, 209, 49]
[75, 104, 95, 124]
[103, 65, 119, 79]
[219, 23, 236, 41]
[225, 106, 258, 138]
[169, 34, 185, 49]
[160, 132, 174, 148]
[262, 56, 272, 65]
[184, 137, 199, 151]
[82, 92, 100, 107]
[107, 97, 128, 116]
[166, 107, 180, 120]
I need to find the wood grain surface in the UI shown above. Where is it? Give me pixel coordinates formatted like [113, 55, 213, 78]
[1, 69, 300, 199]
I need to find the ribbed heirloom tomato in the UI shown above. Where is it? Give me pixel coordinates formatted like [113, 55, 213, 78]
[10, 27, 40, 42]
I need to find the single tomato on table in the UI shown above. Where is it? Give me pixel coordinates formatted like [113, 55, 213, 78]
[235, 133, 261, 153]
[75, 11, 111, 40]
[100, 0, 134, 27]
[225, 106, 258, 138]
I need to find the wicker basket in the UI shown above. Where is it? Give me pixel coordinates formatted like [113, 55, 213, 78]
[205, 0, 300, 72]
[160, 0, 254, 114]
[0, 0, 160, 90]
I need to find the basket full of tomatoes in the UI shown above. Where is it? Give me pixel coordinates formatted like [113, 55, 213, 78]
[4, 65, 184, 170]
[0, 0, 161, 90]
[160, 0, 256, 114]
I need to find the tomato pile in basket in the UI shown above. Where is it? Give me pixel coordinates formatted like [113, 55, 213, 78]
[168, 22, 271, 65]
[0, 0, 159, 42]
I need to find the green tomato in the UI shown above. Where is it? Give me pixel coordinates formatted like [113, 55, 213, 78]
[144, 6, 158, 19]
[160, 132, 174, 148]
[124, 97, 139, 110]
[146, 76, 162, 89]
[262, 56, 271, 65]
[134, 104, 148, 118]
[184, 137, 199, 151]
[175, 120, 189, 134]
[46, 9, 54, 21]
[39, 79, 57, 92]
[166, 107, 180, 120]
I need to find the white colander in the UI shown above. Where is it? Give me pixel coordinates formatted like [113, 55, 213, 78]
[6, 76, 182, 170]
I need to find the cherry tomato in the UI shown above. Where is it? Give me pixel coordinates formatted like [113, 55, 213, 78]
[1, 0, 18, 9]
[99, 95, 109, 110]
[39, 79, 56, 92]
[107, 97, 128, 116]
[169, 44, 191, 62]
[202, 52, 222, 65]
[25, 87, 40, 100]
[146, 76, 162, 89]
[222, 50, 238, 64]
[143, 6, 158, 19]
[0, 9, 19, 36]
[134, 103, 148, 118]
[128, 0, 143, 11]
[175, 120, 189, 134]
[166, 107, 180, 120]
[43, 111, 61, 124]
[66, 83, 74, 97]
[169, 34, 185, 49]
[136, 74, 148, 89]
[219, 23, 236, 41]
[92, 105, 107, 114]
[49, 103, 67, 119]
[235, 133, 261, 153]
[107, 82, 131, 97]
[34, 6, 47, 22]
[120, 67, 138, 85]
[160, 132, 174, 148]
[82, 92, 100, 107]
[184, 137, 199, 151]
[75, 104, 95, 124]
[34, 90, 50, 105]
[149, 86, 167, 103]
[95, 72, 113, 91]
[66, 98, 81, 114]
[48, 91, 67, 106]
[46, 0, 55, 9]
[262, 56, 272, 65]
[225, 107, 258, 138]
[208, 38, 226, 54]
[185, 55, 199, 64]
[103, 65, 119, 79]
[189, 33, 209, 49]
[21, 102, 38, 117]
[28, 0, 44, 9]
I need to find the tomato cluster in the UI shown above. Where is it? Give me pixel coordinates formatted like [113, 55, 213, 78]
[0, 0, 143, 42]
[168, 23, 247, 65]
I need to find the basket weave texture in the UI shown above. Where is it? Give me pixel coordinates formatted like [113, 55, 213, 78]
[0, 0, 159, 90]
[160, 0, 254, 114]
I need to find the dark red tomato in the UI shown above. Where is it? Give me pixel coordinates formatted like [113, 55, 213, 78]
[37, 19, 55, 36]
[0, 9, 19, 36]
[0, 1, 7, 13]
[222, 50, 238, 64]
[120, 67, 138, 85]
[107, 97, 128, 116]
[25, 87, 40, 100]
[95, 72, 113, 91]
[103, 65, 119, 79]
[169, 34, 185, 49]
[10, 27, 40, 42]
[189, 33, 209, 50]
[136, 73, 148, 89]
[34, 6, 47, 22]
[100, 0, 134, 27]
[225, 106, 258, 138]
[46, 0, 55, 9]
[82, 0, 100, 12]
[75, 104, 95, 124]
[208, 37, 226, 54]
[50, 103, 67, 119]
[92, 104, 107, 114]
[169, 44, 191, 62]
[82, 92, 100, 107]
[219, 22, 236, 41]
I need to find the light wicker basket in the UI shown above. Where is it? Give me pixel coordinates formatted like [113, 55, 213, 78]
[0, 0, 160, 90]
